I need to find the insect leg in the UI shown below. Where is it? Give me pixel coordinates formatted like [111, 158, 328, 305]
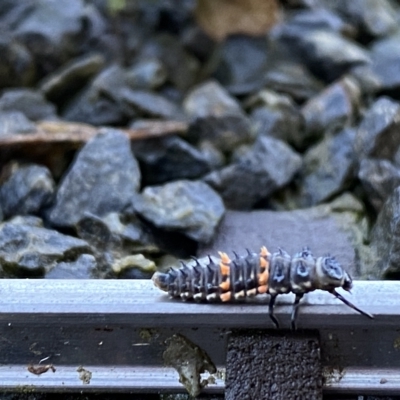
[330, 290, 374, 319]
[291, 293, 304, 331]
[268, 294, 280, 329]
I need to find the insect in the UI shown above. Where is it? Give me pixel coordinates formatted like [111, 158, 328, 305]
[152, 246, 373, 329]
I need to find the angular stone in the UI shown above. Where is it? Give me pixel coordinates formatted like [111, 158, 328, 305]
[14, 0, 86, 72]
[76, 212, 159, 255]
[371, 33, 400, 93]
[131, 135, 211, 185]
[370, 187, 400, 278]
[0, 163, 55, 219]
[358, 159, 400, 212]
[133, 180, 225, 243]
[40, 53, 105, 104]
[264, 60, 324, 103]
[62, 65, 131, 125]
[63, 85, 127, 125]
[204, 136, 302, 209]
[304, 30, 371, 81]
[349, 64, 383, 96]
[119, 88, 183, 119]
[0, 89, 57, 121]
[212, 35, 269, 95]
[330, 0, 397, 38]
[49, 129, 141, 228]
[0, 219, 90, 277]
[141, 34, 200, 92]
[249, 89, 305, 149]
[0, 111, 36, 136]
[354, 97, 400, 162]
[298, 128, 356, 206]
[126, 57, 167, 90]
[0, 34, 35, 88]
[301, 77, 360, 139]
[45, 254, 97, 279]
[276, 7, 353, 36]
[183, 80, 252, 152]
[112, 254, 156, 279]
[279, 27, 370, 82]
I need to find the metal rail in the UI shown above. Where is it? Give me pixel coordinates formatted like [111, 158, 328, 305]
[0, 279, 399, 395]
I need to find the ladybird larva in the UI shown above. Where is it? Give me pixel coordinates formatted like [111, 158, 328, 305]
[152, 246, 373, 329]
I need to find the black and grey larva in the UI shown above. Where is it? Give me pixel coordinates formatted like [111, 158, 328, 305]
[152, 246, 373, 329]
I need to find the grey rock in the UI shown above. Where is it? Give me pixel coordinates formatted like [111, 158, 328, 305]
[0, 111, 35, 136]
[112, 254, 156, 279]
[204, 136, 302, 210]
[329, 0, 397, 38]
[131, 135, 211, 185]
[140, 34, 200, 92]
[133, 180, 225, 243]
[263, 60, 324, 102]
[14, 0, 86, 72]
[181, 25, 216, 62]
[126, 58, 167, 90]
[49, 129, 141, 228]
[119, 88, 183, 119]
[370, 187, 400, 278]
[349, 64, 383, 96]
[9, 215, 43, 227]
[370, 33, 400, 93]
[249, 89, 305, 149]
[40, 53, 106, 104]
[184, 81, 253, 152]
[276, 7, 354, 36]
[301, 76, 360, 139]
[45, 254, 97, 279]
[298, 128, 356, 207]
[278, 27, 370, 82]
[0, 89, 57, 121]
[76, 212, 159, 255]
[0, 220, 90, 277]
[184, 80, 244, 117]
[62, 65, 131, 125]
[212, 35, 269, 95]
[63, 85, 127, 125]
[354, 97, 400, 162]
[0, 34, 35, 88]
[0, 163, 55, 219]
[358, 159, 400, 212]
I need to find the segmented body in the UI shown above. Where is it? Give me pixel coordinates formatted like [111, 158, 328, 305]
[152, 246, 373, 329]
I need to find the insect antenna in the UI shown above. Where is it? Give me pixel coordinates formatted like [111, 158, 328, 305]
[291, 293, 304, 331]
[330, 290, 374, 319]
[268, 294, 280, 328]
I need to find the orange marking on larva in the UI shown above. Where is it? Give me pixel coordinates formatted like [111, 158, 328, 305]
[220, 291, 231, 302]
[220, 263, 230, 276]
[219, 280, 231, 291]
[257, 285, 268, 294]
[260, 246, 270, 258]
[259, 257, 268, 269]
[258, 269, 269, 285]
[218, 251, 231, 264]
